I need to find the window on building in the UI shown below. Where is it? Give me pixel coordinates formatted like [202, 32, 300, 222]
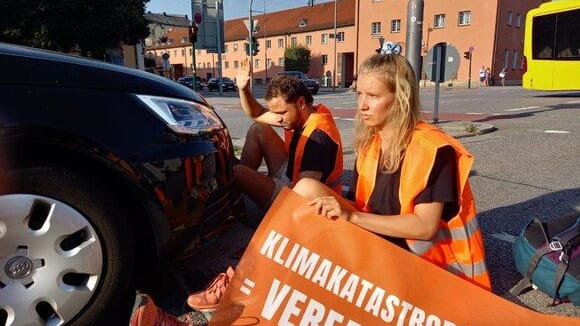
[305, 35, 312, 45]
[337, 32, 345, 42]
[278, 57, 284, 66]
[278, 38, 284, 48]
[181, 49, 185, 56]
[234, 60, 239, 69]
[266, 58, 272, 68]
[291, 36, 297, 46]
[321, 33, 329, 44]
[224, 61, 229, 69]
[321, 54, 328, 65]
[206, 62, 210, 68]
[458, 11, 471, 26]
[503, 50, 510, 69]
[234, 43, 238, 52]
[516, 13, 522, 28]
[255, 59, 259, 68]
[372, 0, 382, 2]
[189, 48, 192, 55]
[391, 19, 401, 33]
[266, 40, 271, 49]
[507, 11, 513, 26]
[512, 51, 518, 69]
[174, 50, 177, 57]
[434, 14, 446, 28]
[371, 22, 381, 35]
[197, 49, 201, 55]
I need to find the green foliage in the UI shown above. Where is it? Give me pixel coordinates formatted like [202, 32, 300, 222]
[284, 45, 311, 73]
[0, 0, 150, 59]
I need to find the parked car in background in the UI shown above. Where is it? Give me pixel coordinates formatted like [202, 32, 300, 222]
[177, 75, 204, 90]
[207, 77, 237, 92]
[0, 42, 236, 325]
[277, 71, 320, 94]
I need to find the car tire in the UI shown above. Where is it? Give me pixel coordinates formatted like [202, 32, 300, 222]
[0, 167, 135, 325]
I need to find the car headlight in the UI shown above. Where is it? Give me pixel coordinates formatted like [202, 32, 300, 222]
[136, 95, 224, 135]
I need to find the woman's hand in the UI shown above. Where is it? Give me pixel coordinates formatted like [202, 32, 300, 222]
[308, 196, 353, 221]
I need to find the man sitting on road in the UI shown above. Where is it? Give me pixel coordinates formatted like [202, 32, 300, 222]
[186, 62, 344, 311]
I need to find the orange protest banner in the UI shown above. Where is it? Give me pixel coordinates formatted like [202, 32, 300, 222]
[211, 188, 579, 325]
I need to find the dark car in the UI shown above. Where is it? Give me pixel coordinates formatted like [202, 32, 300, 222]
[207, 77, 236, 91]
[277, 71, 320, 94]
[177, 75, 204, 90]
[0, 42, 236, 325]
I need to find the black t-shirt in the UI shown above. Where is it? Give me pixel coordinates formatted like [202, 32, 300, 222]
[346, 146, 459, 250]
[286, 129, 338, 183]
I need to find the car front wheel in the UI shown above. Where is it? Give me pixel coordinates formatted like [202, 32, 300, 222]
[0, 167, 135, 325]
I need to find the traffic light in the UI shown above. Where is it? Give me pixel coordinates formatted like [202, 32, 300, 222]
[189, 24, 198, 43]
[463, 51, 471, 60]
[251, 36, 259, 56]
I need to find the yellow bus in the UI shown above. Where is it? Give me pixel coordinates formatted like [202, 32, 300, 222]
[522, 0, 580, 90]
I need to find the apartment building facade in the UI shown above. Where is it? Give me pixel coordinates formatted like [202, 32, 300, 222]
[356, 0, 545, 85]
[145, 0, 545, 87]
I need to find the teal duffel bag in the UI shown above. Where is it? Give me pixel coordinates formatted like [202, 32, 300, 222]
[511, 213, 580, 306]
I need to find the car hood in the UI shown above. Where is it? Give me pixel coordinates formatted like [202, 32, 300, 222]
[0, 42, 206, 104]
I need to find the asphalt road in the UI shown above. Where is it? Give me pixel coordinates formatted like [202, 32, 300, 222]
[149, 86, 580, 323]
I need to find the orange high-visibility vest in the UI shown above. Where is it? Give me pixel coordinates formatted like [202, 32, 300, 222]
[355, 121, 491, 290]
[284, 104, 343, 193]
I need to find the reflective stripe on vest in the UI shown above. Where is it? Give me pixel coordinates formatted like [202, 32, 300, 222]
[285, 104, 343, 193]
[355, 122, 491, 290]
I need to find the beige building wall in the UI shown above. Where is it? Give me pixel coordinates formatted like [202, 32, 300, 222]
[356, 0, 544, 85]
[145, 0, 544, 87]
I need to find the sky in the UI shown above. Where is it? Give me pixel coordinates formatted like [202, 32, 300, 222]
[146, 0, 333, 20]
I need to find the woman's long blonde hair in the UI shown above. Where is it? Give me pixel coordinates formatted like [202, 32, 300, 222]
[355, 54, 421, 173]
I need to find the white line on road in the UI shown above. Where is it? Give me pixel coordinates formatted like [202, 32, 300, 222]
[465, 112, 485, 115]
[506, 106, 540, 112]
[544, 130, 571, 134]
[564, 100, 580, 104]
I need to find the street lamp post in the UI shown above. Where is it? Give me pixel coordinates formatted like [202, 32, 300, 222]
[249, 0, 254, 91]
[332, 0, 337, 91]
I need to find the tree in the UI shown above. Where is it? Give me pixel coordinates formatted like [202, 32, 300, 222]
[0, 0, 150, 59]
[284, 45, 311, 73]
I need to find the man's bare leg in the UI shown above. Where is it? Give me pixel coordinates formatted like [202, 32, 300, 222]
[239, 122, 287, 176]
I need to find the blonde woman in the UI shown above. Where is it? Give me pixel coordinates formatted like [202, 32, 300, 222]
[293, 53, 491, 290]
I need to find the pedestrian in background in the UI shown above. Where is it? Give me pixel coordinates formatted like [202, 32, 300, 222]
[293, 52, 492, 291]
[499, 67, 507, 86]
[479, 65, 486, 87]
[485, 67, 491, 86]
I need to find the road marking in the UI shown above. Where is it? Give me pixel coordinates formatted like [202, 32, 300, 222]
[490, 232, 517, 243]
[506, 106, 540, 112]
[465, 112, 485, 115]
[564, 100, 580, 104]
[544, 130, 571, 134]
[335, 117, 355, 121]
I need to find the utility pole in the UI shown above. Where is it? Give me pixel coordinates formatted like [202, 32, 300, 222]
[405, 0, 424, 84]
[264, 0, 267, 84]
[332, 0, 337, 91]
[248, 0, 254, 92]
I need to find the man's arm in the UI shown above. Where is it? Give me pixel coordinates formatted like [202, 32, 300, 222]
[237, 60, 281, 126]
